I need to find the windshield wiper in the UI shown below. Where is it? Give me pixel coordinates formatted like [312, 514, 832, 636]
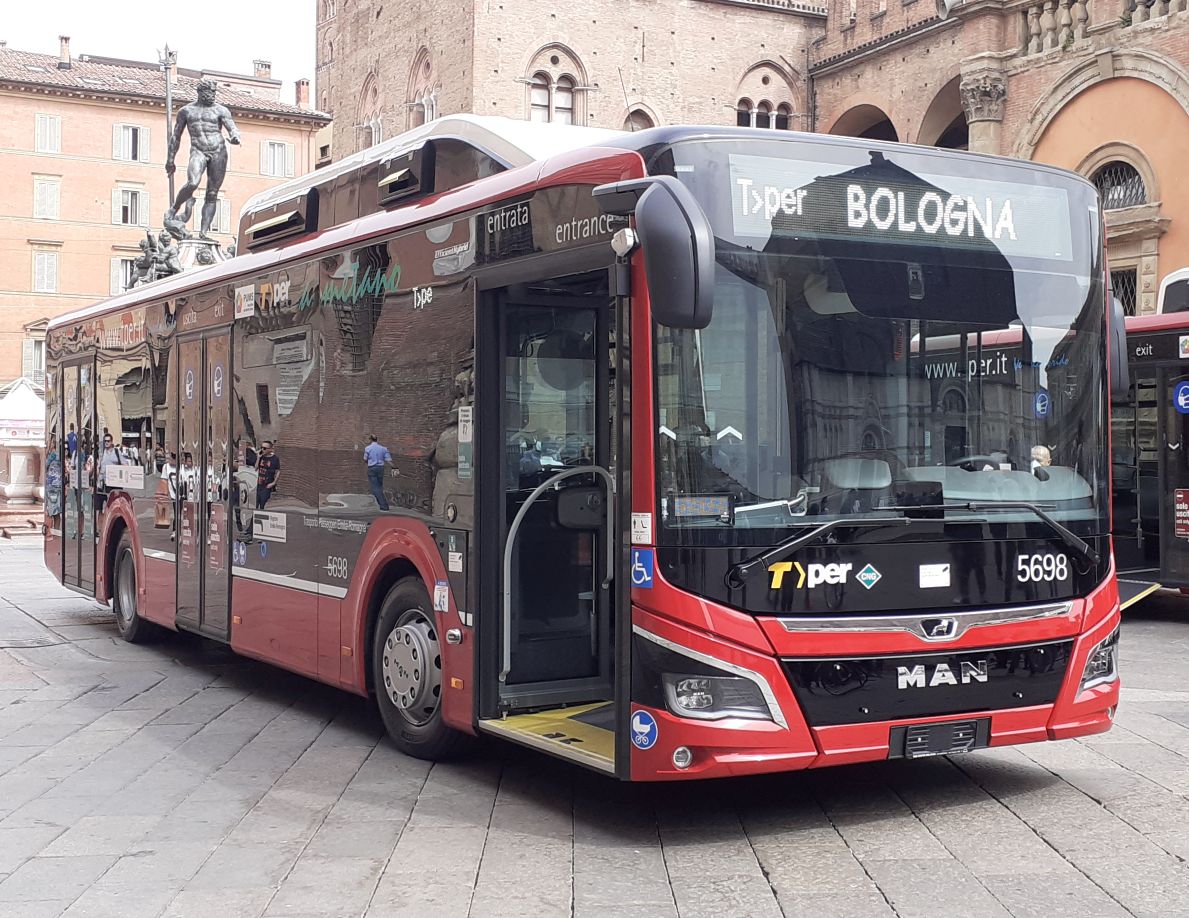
[725, 516, 913, 588]
[955, 501, 1099, 566]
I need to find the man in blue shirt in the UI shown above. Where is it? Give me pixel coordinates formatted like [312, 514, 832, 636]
[364, 435, 392, 511]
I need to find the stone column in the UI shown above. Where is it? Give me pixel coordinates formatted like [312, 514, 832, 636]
[960, 71, 1008, 155]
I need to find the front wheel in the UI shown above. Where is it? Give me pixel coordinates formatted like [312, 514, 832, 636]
[372, 578, 465, 760]
[112, 533, 155, 643]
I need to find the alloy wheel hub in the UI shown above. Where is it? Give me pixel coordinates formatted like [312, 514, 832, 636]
[381, 611, 441, 725]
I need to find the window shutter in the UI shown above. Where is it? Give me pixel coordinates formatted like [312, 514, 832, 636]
[139, 126, 150, 163]
[139, 190, 150, 227]
[285, 143, 295, 177]
[47, 182, 59, 220]
[110, 257, 123, 295]
[47, 253, 58, 293]
[51, 116, 61, 153]
[260, 142, 269, 175]
[113, 123, 123, 160]
[35, 115, 45, 152]
[112, 188, 122, 224]
[219, 198, 231, 233]
[34, 181, 46, 218]
[22, 339, 35, 379]
[34, 253, 45, 291]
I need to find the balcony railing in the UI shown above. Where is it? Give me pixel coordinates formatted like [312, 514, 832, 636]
[1020, 0, 1090, 55]
[1124, 0, 1187, 25]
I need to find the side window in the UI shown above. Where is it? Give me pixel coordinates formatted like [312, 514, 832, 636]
[318, 233, 475, 523]
[232, 263, 318, 510]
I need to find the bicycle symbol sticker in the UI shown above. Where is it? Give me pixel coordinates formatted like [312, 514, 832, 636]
[631, 549, 655, 590]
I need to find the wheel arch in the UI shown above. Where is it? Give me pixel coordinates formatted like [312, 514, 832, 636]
[98, 497, 138, 604]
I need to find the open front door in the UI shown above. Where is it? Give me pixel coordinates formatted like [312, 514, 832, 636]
[478, 269, 620, 773]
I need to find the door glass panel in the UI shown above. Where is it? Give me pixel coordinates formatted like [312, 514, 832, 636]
[203, 335, 231, 634]
[177, 339, 203, 625]
[79, 363, 96, 590]
[63, 365, 80, 586]
[1164, 372, 1189, 582]
[504, 305, 600, 685]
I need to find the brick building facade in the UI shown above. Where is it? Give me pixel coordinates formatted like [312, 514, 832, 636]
[810, 1, 1189, 314]
[315, 0, 827, 157]
[0, 38, 329, 387]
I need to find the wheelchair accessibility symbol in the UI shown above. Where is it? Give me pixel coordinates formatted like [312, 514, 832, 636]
[631, 549, 655, 589]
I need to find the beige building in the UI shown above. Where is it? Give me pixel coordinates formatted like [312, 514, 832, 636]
[0, 38, 330, 386]
[810, 0, 1189, 314]
[315, 0, 827, 159]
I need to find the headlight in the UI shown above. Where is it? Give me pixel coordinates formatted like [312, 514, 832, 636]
[662, 673, 770, 721]
[1079, 627, 1120, 691]
[634, 631, 781, 725]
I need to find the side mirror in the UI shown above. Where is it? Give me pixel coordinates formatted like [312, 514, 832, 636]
[1110, 294, 1130, 404]
[593, 176, 715, 329]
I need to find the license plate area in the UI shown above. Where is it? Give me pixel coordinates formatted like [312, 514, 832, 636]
[889, 717, 990, 759]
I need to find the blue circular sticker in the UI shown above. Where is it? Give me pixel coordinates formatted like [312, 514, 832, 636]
[630, 710, 659, 750]
[259, 541, 268, 558]
[1033, 389, 1051, 419]
[1176, 381, 1189, 415]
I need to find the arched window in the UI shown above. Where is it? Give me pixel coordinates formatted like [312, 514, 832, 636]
[736, 98, 794, 130]
[624, 109, 655, 131]
[941, 389, 967, 414]
[554, 76, 574, 125]
[736, 99, 754, 127]
[1092, 161, 1147, 210]
[530, 73, 552, 122]
[529, 72, 576, 124]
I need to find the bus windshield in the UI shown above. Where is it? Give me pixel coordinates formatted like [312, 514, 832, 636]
[652, 138, 1108, 542]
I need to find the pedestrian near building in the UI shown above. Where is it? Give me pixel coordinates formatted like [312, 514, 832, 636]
[364, 434, 392, 511]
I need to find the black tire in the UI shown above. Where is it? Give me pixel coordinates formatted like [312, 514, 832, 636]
[372, 578, 465, 760]
[112, 533, 155, 643]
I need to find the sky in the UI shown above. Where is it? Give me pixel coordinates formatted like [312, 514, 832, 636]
[2, 0, 316, 100]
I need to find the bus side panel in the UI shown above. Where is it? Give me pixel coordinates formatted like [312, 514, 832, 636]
[231, 578, 321, 680]
[142, 557, 177, 628]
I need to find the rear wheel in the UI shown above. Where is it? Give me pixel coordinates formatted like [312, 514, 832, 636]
[372, 578, 465, 760]
[112, 533, 155, 643]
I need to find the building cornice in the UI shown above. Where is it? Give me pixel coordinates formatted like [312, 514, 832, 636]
[0, 80, 329, 128]
[811, 14, 960, 74]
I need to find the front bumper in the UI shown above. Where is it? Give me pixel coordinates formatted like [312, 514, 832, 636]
[628, 597, 1121, 781]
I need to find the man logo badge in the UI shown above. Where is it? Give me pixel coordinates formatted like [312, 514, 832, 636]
[920, 618, 958, 640]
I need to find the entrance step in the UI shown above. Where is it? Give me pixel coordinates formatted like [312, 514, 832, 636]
[479, 701, 615, 774]
[1119, 578, 1162, 610]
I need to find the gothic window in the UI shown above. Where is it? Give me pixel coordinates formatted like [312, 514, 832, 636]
[736, 99, 794, 130]
[624, 109, 655, 131]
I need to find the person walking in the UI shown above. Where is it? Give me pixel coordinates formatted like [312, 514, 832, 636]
[255, 440, 281, 509]
[364, 435, 392, 511]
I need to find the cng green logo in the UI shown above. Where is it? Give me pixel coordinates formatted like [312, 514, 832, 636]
[856, 563, 882, 591]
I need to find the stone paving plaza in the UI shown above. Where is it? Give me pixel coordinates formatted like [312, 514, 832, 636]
[0, 539, 1188, 918]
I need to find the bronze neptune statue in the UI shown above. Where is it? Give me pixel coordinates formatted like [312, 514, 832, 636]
[165, 79, 241, 239]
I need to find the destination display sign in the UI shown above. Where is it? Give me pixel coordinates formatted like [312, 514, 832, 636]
[728, 152, 1075, 263]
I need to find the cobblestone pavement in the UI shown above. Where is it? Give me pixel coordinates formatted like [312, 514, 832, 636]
[1, 540, 1187, 917]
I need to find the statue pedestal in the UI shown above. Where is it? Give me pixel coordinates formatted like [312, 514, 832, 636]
[178, 238, 230, 271]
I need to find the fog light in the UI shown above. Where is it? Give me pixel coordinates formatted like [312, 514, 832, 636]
[1080, 628, 1120, 691]
[672, 746, 693, 769]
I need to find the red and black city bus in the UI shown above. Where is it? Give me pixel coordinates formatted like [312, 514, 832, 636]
[1112, 311, 1189, 604]
[43, 115, 1125, 780]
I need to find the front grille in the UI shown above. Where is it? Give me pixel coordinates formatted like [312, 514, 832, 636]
[784, 640, 1073, 726]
